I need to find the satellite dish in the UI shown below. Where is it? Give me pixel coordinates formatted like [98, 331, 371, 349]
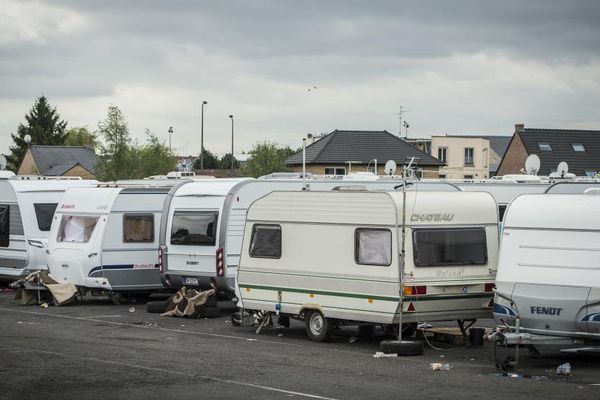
[384, 160, 397, 176]
[557, 161, 569, 177]
[0, 155, 6, 170]
[524, 154, 540, 175]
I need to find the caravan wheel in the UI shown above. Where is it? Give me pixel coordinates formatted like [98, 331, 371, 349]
[305, 310, 330, 342]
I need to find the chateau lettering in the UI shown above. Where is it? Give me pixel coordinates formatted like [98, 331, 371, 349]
[410, 213, 454, 222]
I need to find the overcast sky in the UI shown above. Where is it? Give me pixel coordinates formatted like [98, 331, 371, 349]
[1, 0, 599, 156]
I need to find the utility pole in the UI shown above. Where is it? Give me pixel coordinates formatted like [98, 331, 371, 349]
[200, 101, 207, 170]
[168, 126, 173, 154]
[229, 115, 234, 175]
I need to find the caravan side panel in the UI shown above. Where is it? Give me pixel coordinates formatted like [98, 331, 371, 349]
[0, 182, 27, 277]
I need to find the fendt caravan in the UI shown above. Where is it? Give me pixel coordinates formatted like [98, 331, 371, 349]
[493, 193, 600, 354]
[158, 178, 460, 294]
[0, 175, 97, 279]
[236, 190, 498, 342]
[47, 185, 174, 293]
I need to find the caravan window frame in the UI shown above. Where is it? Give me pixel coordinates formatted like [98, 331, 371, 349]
[57, 215, 100, 243]
[249, 224, 282, 259]
[0, 204, 9, 247]
[122, 213, 155, 243]
[412, 227, 488, 267]
[354, 228, 392, 267]
[33, 203, 58, 232]
[170, 211, 218, 246]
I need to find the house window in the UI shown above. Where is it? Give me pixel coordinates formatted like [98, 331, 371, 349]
[123, 214, 154, 243]
[538, 143, 552, 151]
[324, 167, 346, 175]
[439, 174, 446, 179]
[464, 148, 474, 166]
[437, 147, 447, 164]
[572, 143, 586, 152]
[0, 204, 9, 247]
[170, 211, 218, 246]
[354, 228, 392, 266]
[413, 228, 488, 267]
[34, 203, 58, 232]
[249, 224, 281, 259]
[57, 216, 99, 243]
[585, 171, 597, 177]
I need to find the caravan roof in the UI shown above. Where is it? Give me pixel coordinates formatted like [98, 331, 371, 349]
[172, 178, 252, 197]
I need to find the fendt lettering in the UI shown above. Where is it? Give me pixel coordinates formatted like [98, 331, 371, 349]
[530, 306, 563, 316]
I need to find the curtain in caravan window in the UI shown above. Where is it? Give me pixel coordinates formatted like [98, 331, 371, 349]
[0, 205, 9, 247]
[34, 203, 58, 231]
[355, 228, 392, 266]
[57, 216, 99, 243]
[123, 214, 154, 242]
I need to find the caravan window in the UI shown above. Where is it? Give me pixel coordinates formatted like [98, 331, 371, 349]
[0, 204, 9, 247]
[34, 203, 58, 231]
[249, 224, 281, 259]
[170, 211, 218, 246]
[413, 228, 487, 267]
[355, 228, 392, 266]
[57, 216, 99, 243]
[123, 214, 154, 243]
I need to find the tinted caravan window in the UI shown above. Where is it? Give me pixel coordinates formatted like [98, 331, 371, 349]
[249, 224, 281, 259]
[413, 228, 487, 267]
[123, 214, 154, 243]
[355, 228, 392, 266]
[0, 205, 9, 247]
[34, 203, 58, 231]
[170, 211, 218, 246]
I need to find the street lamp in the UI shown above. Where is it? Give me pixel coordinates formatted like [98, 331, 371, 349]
[228, 115, 234, 175]
[200, 101, 208, 171]
[168, 126, 174, 154]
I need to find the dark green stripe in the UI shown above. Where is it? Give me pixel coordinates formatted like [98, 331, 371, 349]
[404, 293, 492, 301]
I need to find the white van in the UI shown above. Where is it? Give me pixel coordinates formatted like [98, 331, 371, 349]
[0, 176, 97, 279]
[159, 178, 460, 294]
[47, 185, 174, 292]
[493, 193, 600, 343]
[236, 190, 498, 341]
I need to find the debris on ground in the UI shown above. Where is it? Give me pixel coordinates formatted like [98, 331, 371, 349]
[11, 270, 77, 306]
[161, 287, 217, 319]
[40, 303, 48, 308]
[417, 322, 432, 329]
[348, 336, 358, 343]
[430, 363, 451, 371]
[373, 352, 398, 358]
[128, 307, 135, 313]
[556, 363, 572, 376]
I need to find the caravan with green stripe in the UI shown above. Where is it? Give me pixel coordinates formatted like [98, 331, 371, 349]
[236, 189, 499, 342]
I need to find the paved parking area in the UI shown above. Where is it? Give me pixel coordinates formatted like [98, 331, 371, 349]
[0, 291, 599, 400]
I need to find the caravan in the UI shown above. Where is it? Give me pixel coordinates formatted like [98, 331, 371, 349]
[493, 193, 600, 349]
[158, 178, 460, 294]
[0, 175, 97, 279]
[236, 190, 498, 341]
[47, 184, 174, 292]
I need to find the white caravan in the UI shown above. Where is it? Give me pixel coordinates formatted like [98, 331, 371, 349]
[159, 178, 460, 294]
[236, 190, 498, 341]
[47, 185, 174, 292]
[0, 176, 97, 279]
[544, 180, 600, 194]
[493, 193, 600, 345]
[455, 181, 550, 221]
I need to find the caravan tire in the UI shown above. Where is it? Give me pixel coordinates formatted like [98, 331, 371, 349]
[379, 340, 424, 356]
[200, 306, 221, 318]
[146, 300, 167, 314]
[305, 310, 331, 342]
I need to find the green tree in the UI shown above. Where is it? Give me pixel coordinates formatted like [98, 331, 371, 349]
[193, 148, 221, 169]
[220, 153, 240, 172]
[64, 126, 98, 149]
[135, 130, 176, 177]
[95, 105, 136, 181]
[244, 141, 294, 177]
[7, 95, 67, 171]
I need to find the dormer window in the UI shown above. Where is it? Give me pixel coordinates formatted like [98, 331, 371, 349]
[571, 143, 586, 152]
[538, 143, 552, 151]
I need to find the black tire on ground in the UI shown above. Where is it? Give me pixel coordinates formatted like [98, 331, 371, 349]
[230, 312, 241, 326]
[204, 295, 218, 308]
[358, 324, 376, 337]
[304, 310, 331, 342]
[200, 306, 221, 318]
[379, 340, 424, 356]
[146, 300, 167, 314]
[384, 323, 418, 339]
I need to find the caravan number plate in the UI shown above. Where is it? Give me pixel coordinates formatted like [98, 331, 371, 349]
[184, 277, 199, 286]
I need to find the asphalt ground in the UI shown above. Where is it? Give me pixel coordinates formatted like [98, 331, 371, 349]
[0, 291, 599, 400]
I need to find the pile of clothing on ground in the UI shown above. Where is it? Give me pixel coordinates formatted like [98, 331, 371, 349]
[10, 270, 77, 306]
[146, 286, 220, 318]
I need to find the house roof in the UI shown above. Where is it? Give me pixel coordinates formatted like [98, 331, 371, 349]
[286, 130, 443, 166]
[518, 128, 600, 175]
[29, 145, 98, 176]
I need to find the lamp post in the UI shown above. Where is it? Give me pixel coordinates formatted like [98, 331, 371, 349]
[200, 101, 207, 171]
[168, 126, 173, 154]
[228, 115, 234, 175]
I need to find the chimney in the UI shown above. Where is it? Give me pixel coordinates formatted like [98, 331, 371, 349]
[514, 123, 525, 134]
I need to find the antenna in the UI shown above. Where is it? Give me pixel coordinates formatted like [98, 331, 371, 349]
[557, 161, 569, 178]
[397, 106, 409, 138]
[0, 155, 6, 170]
[524, 154, 540, 175]
[384, 160, 397, 176]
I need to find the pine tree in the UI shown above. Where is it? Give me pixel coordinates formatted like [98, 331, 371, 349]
[7, 96, 67, 171]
